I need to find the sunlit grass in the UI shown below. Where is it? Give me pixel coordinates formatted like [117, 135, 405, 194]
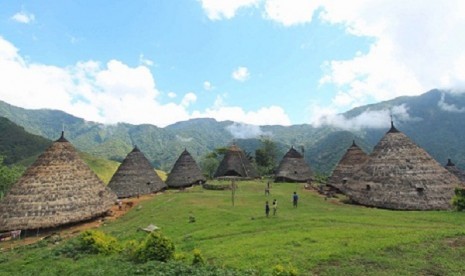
[2, 179, 465, 275]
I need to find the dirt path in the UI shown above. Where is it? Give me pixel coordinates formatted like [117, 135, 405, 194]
[0, 193, 158, 251]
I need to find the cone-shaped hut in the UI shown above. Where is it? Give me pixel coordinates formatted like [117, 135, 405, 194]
[344, 122, 462, 210]
[274, 146, 313, 182]
[0, 132, 116, 232]
[108, 146, 166, 198]
[327, 140, 369, 190]
[214, 144, 259, 179]
[166, 149, 206, 188]
[445, 159, 465, 182]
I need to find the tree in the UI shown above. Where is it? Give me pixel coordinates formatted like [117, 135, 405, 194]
[255, 138, 278, 176]
[199, 147, 228, 179]
[200, 155, 219, 179]
[0, 156, 24, 198]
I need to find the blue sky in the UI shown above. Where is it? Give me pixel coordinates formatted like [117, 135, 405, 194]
[1, 1, 464, 128]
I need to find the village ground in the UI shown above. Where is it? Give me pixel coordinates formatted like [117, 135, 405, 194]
[2, 180, 465, 275]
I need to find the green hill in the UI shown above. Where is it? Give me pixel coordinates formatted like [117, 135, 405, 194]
[79, 152, 120, 185]
[2, 89, 465, 174]
[0, 117, 51, 165]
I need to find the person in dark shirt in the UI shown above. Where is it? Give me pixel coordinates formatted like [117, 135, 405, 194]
[265, 201, 270, 217]
[293, 192, 298, 208]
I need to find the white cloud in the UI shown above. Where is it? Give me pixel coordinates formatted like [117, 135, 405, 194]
[199, 0, 260, 20]
[310, 104, 420, 130]
[203, 81, 214, 90]
[226, 123, 272, 139]
[0, 36, 291, 127]
[198, 1, 465, 123]
[139, 54, 154, 67]
[181, 92, 197, 107]
[167, 92, 177, 98]
[317, 1, 465, 108]
[438, 93, 465, 113]
[11, 11, 35, 24]
[192, 96, 291, 125]
[232, 66, 250, 82]
[264, 0, 320, 26]
[0, 36, 191, 127]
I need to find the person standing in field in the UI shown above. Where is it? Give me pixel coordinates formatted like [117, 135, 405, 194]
[293, 192, 298, 208]
[265, 201, 270, 217]
[272, 199, 277, 216]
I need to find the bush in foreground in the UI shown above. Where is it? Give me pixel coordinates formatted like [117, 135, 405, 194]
[133, 231, 175, 263]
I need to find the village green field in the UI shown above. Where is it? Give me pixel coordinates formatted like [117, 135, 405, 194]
[1, 180, 465, 275]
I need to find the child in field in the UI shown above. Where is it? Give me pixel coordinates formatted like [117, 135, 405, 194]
[272, 199, 277, 216]
[265, 201, 270, 217]
[293, 192, 298, 208]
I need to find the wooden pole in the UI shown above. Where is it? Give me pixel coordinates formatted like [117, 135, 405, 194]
[231, 179, 236, 207]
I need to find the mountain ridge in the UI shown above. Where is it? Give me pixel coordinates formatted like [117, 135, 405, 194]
[1, 89, 465, 173]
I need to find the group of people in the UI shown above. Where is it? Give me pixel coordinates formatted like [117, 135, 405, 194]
[265, 190, 299, 217]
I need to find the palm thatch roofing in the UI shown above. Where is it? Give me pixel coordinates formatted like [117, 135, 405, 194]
[0, 132, 116, 232]
[108, 146, 166, 198]
[445, 159, 465, 182]
[214, 144, 259, 179]
[274, 146, 313, 182]
[343, 122, 462, 210]
[166, 149, 206, 188]
[327, 140, 369, 190]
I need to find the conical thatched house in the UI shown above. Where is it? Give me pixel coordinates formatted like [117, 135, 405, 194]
[274, 146, 313, 182]
[344, 122, 462, 210]
[108, 146, 166, 198]
[0, 132, 116, 232]
[327, 141, 369, 191]
[445, 159, 465, 182]
[166, 149, 206, 188]
[214, 144, 259, 179]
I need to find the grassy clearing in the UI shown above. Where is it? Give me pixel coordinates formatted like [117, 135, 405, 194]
[2, 180, 465, 275]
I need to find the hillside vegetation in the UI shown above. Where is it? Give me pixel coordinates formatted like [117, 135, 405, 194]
[1, 89, 465, 174]
[2, 181, 465, 275]
[0, 117, 51, 165]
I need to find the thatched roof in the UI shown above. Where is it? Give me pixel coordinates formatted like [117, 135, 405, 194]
[108, 146, 166, 198]
[0, 132, 116, 232]
[445, 159, 465, 182]
[327, 141, 369, 190]
[166, 149, 206, 188]
[274, 147, 313, 182]
[344, 123, 462, 210]
[214, 144, 259, 179]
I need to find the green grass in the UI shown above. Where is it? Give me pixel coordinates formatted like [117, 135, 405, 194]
[2, 180, 465, 275]
[80, 152, 120, 184]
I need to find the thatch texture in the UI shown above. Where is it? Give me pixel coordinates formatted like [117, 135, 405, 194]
[344, 123, 462, 210]
[274, 147, 313, 182]
[108, 146, 166, 198]
[0, 132, 116, 232]
[214, 144, 259, 179]
[445, 159, 465, 182]
[327, 141, 369, 190]
[166, 149, 206, 188]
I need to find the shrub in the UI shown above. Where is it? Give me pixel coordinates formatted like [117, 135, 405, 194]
[134, 232, 175, 263]
[452, 188, 465, 211]
[121, 239, 140, 259]
[272, 264, 298, 276]
[78, 230, 120, 255]
[192, 249, 205, 265]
